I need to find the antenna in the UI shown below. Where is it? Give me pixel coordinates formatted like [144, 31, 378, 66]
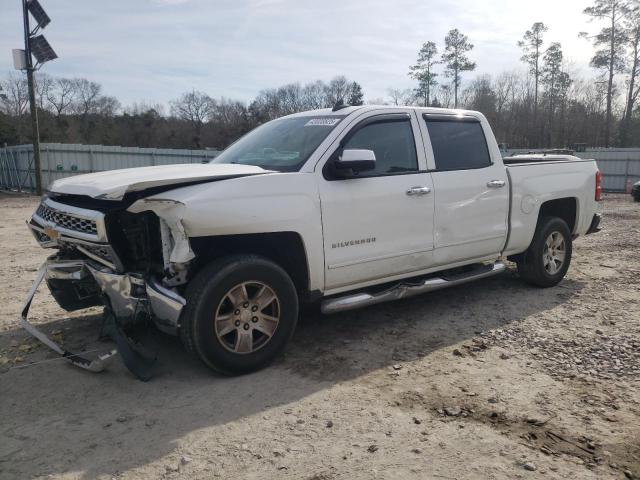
[332, 99, 350, 112]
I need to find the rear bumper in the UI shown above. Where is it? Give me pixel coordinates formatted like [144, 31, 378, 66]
[586, 213, 602, 235]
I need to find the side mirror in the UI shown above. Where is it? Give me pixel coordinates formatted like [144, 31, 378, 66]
[333, 149, 376, 175]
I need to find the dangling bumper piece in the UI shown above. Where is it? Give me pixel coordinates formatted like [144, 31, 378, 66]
[19, 256, 186, 377]
[19, 262, 118, 373]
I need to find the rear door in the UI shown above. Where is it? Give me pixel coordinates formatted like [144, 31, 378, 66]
[419, 113, 509, 266]
[317, 110, 435, 291]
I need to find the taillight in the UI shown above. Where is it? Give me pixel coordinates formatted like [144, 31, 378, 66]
[595, 170, 602, 201]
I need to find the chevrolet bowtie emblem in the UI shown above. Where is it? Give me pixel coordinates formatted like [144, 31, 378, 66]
[44, 227, 60, 240]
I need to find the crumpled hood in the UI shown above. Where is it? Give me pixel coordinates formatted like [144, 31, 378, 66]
[48, 163, 272, 200]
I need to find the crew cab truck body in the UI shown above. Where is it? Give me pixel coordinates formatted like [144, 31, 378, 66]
[22, 105, 602, 378]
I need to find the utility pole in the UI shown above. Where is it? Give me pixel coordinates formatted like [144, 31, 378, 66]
[22, 0, 43, 195]
[14, 0, 56, 195]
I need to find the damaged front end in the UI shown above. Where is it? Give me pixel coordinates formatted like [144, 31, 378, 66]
[22, 196, 192, 379]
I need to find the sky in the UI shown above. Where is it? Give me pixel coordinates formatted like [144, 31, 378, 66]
[0, 0, 599, 108]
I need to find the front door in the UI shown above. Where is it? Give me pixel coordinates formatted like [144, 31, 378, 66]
[421, 114, 509, 266]
[318, 111, 435, 291]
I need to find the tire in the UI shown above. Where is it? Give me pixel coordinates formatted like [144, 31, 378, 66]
[633, 192, 640, 202]
[517, 216, 572, 288]
[179, 254, 299, 375]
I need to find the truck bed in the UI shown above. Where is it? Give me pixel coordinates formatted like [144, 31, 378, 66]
[503, 154, 593, 165]
[503, 155, 599, 257]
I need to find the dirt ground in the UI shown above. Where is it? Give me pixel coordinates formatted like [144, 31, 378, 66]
[0, 192, 638, 480]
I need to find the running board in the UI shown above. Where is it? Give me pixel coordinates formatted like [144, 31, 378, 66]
[320, 261, 506, 314]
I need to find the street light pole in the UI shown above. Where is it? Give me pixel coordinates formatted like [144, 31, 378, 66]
[22, 0, 43, 195]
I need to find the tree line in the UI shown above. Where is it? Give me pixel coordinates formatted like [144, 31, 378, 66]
[0, 74, 363, 150]
[401, 0, 640, 148]
[1, 0, 640, 150]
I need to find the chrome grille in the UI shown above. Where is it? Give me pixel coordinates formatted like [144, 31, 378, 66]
[36, 203, 98, 235]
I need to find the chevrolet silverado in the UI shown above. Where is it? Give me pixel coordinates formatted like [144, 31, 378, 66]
[21, 105, 602, 379]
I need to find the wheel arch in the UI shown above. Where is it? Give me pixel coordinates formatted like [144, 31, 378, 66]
[507, 196, 578, 262]
[536, 197, 578, 234]
[189, 232, 313, 300]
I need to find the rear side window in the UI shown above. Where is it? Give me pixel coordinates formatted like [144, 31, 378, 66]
[342, 119, 418, 176]
[424, 118, 491, 171]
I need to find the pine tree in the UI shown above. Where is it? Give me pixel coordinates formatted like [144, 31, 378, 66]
[583, 0, 630, 146]
[518, 22, 548, 145]
[408, 41, 439, 106]
[348, 82, 364, 106]
[441, 29, 476, 108]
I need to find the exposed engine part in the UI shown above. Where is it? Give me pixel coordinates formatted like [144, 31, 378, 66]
[106, 211, 164, 275]
[127, 198, 196, 265]
[163, 262, 190, 287]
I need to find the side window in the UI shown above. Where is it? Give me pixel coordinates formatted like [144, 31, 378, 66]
[425, 118, 492, 171]
[342, 119, 418, 176]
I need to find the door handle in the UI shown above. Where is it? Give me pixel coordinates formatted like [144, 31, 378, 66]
[406, 186, 431, 196]
[487, 180, 506, 188]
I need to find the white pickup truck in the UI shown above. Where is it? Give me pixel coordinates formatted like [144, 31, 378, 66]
[22, 105, 602, 379]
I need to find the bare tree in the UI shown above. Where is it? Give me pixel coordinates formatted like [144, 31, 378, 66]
[387, 88, 415, 106]
[278, 83, 304, 114]
[0, 73, 29, 117]
[34, 73, 53, 111]
[622, 1, 640, 144]
[441, 29, 476, 108]
[170, 90, 215, 147]
[72, 79, 103, 116]
[583, 0, 630, 146]
[95, 96, 121, 117]
[323, 76, 351, 106]
[409, 41, 439, 106]
[433, 83, 454, 108]
[301, 81, 326, 109]
[46, 78, 76, 117]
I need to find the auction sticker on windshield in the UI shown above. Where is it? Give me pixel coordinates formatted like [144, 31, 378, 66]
[305, 118, 341, 127]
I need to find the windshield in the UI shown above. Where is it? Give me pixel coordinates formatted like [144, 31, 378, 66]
[210, 116, 344, 171]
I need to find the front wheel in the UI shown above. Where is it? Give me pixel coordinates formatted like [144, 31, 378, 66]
[517, 216, 572, 288]
[180, 255, 299, 375]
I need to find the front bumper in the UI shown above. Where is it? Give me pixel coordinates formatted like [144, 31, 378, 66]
[86, 261, 186, 334]
[20, 256, 186, 373]
[20, 261, 118, 372]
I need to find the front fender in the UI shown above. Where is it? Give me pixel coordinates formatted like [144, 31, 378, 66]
[127, 172, 325, 292]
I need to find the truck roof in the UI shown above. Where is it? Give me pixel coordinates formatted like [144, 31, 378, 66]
[285, 105, 485, 119]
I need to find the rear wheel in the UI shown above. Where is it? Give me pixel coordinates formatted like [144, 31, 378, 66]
[517, 216, 572, 288]
[180, 255, 299, 375]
